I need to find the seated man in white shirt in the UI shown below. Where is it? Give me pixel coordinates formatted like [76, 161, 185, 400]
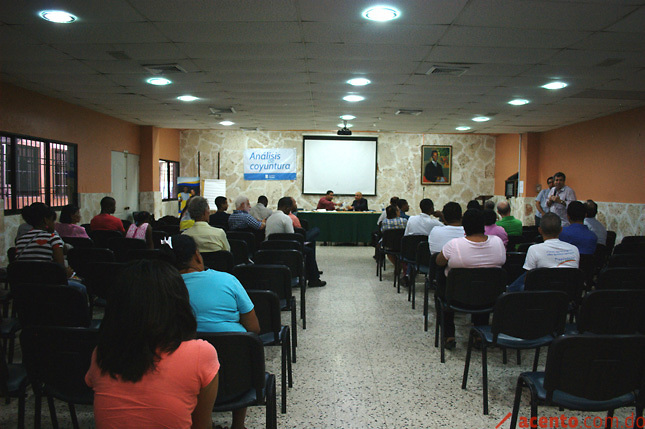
[428, 202, 465, 254]
[583, 199, 607, 246]
[507, 213, 580, 292]
[404, 198, 444, 236]
[249, 195, 273, 221]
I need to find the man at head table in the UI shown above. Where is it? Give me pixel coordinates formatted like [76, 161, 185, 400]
[316, 190, 341, 211]
[347, 192, 368, 211]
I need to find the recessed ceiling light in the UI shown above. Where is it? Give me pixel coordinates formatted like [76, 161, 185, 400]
[340, 114, 356, 120]
[347, 78, 371, 86]
[219, 120, 234, 126]
[337, 123, 353, 128]
[39, 10, 77, 23]
[456, 126, 471, 131]
[146, 77, 172, 86]
[343, 95, 364, 102]
[177, 95, 198, 102]
[541, 81, 568, 90]
[472, 116, 491, 122]
[508, 99, 530, 106]
[362, 6, 400, 22]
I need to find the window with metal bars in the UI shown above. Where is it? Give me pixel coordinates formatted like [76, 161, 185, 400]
[159, 159, 179, 201]
[0, 133, 78, 213]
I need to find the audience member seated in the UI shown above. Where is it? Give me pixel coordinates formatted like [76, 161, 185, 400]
[179, 195, 196, 231]
[508, 213, 579, 292]
[404, 198, 443, 236]
[467, 200, 482, 211]
[559, 201, 597, 255]
[85, 259, 220, 429]
[377, 196, 399, 226]
[173, 235, 258, 429]
[183, 197, 230, 253]
[381, 205, 407, 232]
[125, 211, 154, 249]
[428, 202, 465, 254]
[397, 199, 410, 219]
[484, 200, 495, 211]
[249, 195, 273, 221]
[289, 198, 320, 243]
[435, 209, 506, 350]
[584, 199, 607, 246]
[348, 191, 368, 211]
[55, 204, 90, 239]
[316, 190, 340, 211]
[495, 201, 522, 236]
[208, 196, 230, 229]
[228, 195, 266, 231]
[483, 209, 508, 247]
[90, 196, 125, 233]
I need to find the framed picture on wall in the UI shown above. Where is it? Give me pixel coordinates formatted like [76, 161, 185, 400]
[421, 145, 452, 185]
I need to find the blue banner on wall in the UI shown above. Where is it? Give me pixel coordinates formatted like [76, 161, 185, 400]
[243, 148, 296, 181]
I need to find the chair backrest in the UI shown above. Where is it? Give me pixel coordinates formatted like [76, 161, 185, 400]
[67, 247, 115, 279]
[543, 334, 645, 402]
[577, 289, 645, 334]
[294, 227, 307, 239]
[607, 253, 645, 268]
[228, 239, 250, 265]
[254, 249, 303, 279]
[197, 332, 265, 405]
[613, 242, 645, 255]
[89, 230, 123, 248]
[578, 253, 597, 290]
[155, 224, 180, 235]
[62, 236, 94, 248]
[226, 231, 256, 255]
[151, 230, 169, 249]
[491, 291, 568, 341]
[516, 242, 535, 254]
[445, 268, 507, 309]
[8, 260, 68, 287]
[125, 248, 173, 262]
[268, 233, 304, 246]
[596, 267, 645, 290]
[259, 239, 303, 254]
[620, 236, 645, 245]
[382, 228, 405, 251]
[107, 237, 147, 262]
[521, 226, 539, 242]
[11, 283, 91, 328]
[83, 262, 128, 301]
[201, 251, 234, 273]
[7, 247, 17, 263]
[400, 235, 427, 262]
[20, 326, 98, 404]
[502, 252, 527, 285]
[232, 264, 292, 302]
[605, 230, 617, 254]
[247, 290, 282, 341]
[415, 241, 431, 268]
[524, 268, 584, 304]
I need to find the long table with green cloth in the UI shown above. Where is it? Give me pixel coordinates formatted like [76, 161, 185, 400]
[296, 211, 381, 243]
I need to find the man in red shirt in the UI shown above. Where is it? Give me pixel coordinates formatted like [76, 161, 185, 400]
[90, 196, 125, 232]
[316, 190, 340, 211]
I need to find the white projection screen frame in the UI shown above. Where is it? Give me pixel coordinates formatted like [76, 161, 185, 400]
[302, 136, 377, 195]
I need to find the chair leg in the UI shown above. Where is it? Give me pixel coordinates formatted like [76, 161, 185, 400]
[68, 402, 80, 429]
[266, 374, 277, 429]
[47, 395, 59, 429]
[34, 389, 42, 429]
[18, 385, 26, 429]
[439, 305, 445, 363]
[482, 343, 489, 415]
[300, 279, 306, 330]
[503, 348, 508, 364]
[510, 378, 525, 429]
[606, 409, 614, 429]
[516, 349, 521, 365]
[286, 329, 293, 388]
[281, 336, 287, 414]
[462, 330, 474, 390]
[424, 280, 429, 331]
[532, 347, 540, 372]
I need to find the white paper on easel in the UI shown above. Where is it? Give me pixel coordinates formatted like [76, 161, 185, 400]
[202, 179, 227, 204]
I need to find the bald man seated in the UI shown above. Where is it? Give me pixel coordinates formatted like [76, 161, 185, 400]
[348, 192, 368, 211]
[496, 201, 522, 236]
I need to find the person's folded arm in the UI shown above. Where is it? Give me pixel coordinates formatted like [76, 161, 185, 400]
[240, 309, 260, 334]
[435, 251, 448, 267]
[191, 373, 219, 429]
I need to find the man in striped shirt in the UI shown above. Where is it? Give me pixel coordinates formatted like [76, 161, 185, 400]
[228, 195, 266, 231]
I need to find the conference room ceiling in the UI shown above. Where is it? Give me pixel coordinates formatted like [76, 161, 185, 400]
[1, 0, 644, 134]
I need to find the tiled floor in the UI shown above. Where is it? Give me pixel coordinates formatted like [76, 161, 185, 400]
[2, 245, 631, 428]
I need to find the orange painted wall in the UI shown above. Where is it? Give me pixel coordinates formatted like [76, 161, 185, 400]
[494, 133, 520, 195]
[0, 83, 140, 193]
[157, 128, 180, 161]
[536, 107, 645, 204]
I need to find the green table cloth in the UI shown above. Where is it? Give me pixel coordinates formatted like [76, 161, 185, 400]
[297, 211, 381, 243]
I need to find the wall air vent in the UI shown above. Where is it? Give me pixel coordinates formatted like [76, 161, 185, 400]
[425, 66, 468, 76]
[395, 109, 423, 116]
[209, 107, 237, 115]
[142, 64, 187, 74]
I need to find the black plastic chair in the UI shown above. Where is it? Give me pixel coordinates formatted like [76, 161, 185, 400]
[515, 242, 535, 253]
[399, 235, 428, 308]
[151, 230, 169, 249]
[197, 332, 277, 429]
[201, 251, 235, 273]
[268, 233, 305, 247]
[228, 239, 251, 265]
[232, 264, 298, 362]
[423, 252, 439, 332]
[503, 252, 527, 286]
[247, 290, 292, 414]
[509, 334, 645, 429]
[88, 229, 123, 248]
[620, 235, 645, 245]
[613, 241, 645, 255]
[254, 249, 307, 329]
[524, 268, 585, 321]
[507, 235, 528, 252]
[20, 326, 98, 429]
[107, 236, 147, 262]
[226, 231, 257, 257]
[596, 267, 645, 290]
[125, 248, 173, 262]
[434, 267, 507, 363]
[576, 289, 645, 334]
[155, 224, 180, 236]
[607, 253, 645, 268]
[260, 239, 304, 254]
[378, 228, 405, 290]
[606, 230, 617, 254]
[1, 344, 28, 429]
[462, 291, 569, 414]
[61, 236, 94, 248]
[578, 253, 597, 291]
[67, 247, 115, 280]
[83, 262, 128, 308]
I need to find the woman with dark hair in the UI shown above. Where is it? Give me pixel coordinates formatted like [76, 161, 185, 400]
[435, 209, 506, 350]
[55, 204, 90, 238]
[172, 234, 258, 429]
[125, 211, 154, 249]
[85, 259, 219, 429]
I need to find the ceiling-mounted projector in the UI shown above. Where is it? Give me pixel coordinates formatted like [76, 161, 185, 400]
[337, 120, 352, 135]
